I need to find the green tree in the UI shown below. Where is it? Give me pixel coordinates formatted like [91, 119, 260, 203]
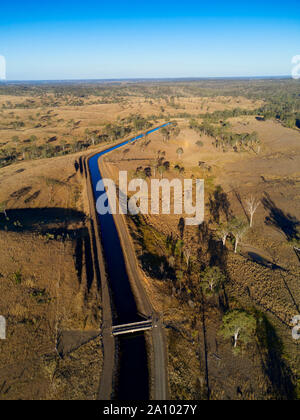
[30, 135, 37, 144]
[175, 270, 184, 293]
[176, 147, 184, 160]
[216, 221, 231, 246]
[85, 128, 91, 142]
[158, 165, 166, 179]
[13, 270, 22, 285]
[12, 135, 20, 147]
[219, 310, 257, 349]
[171, 125, 180, 138]
[175, 239, 184, 258]
[161, 127, 170, 143]
[200, 266, 226, 297]
[60, 139, 67, 153]
[183, 247, 192, 270]
[230, 217, 248, 253]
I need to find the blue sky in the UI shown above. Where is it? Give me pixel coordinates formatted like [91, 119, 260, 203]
[0, 0, 299, 80]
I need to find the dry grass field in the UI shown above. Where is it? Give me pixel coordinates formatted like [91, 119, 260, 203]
[0, 153, 102, 400]
[106, 115, 300, 400]
[0, 80, 299, 400]
[0, 92, 261, 149]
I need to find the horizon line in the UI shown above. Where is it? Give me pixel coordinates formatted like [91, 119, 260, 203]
[0, 75, 293, 84]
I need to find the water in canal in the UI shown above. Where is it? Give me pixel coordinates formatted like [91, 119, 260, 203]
[88, 124, 170, 399]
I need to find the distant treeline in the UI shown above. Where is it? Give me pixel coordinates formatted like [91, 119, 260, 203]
[0, 77, 299, 100]
[1, 79, 299, 130]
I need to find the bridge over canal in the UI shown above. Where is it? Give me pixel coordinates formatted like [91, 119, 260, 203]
[112, 319, 153, 336]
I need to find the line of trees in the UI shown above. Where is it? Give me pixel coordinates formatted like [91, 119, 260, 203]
[0, 116, 159, 168]
[190, 120, 261, 153]
[216, 196, 260, 253]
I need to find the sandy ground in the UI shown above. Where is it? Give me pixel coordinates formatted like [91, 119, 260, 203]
[0, 94, 261, 146]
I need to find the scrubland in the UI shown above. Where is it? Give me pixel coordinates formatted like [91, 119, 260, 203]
[0, 79, 299, 399]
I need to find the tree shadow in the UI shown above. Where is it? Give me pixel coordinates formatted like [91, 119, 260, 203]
[243, 251, 286, 271]
[178, 217, 185, 239]
[198, 222, 230, 311]
[294, 247, 300, 264]
[207, 235, 229, 269]
[83, 230, 95, 292]
[262, 193, 300, 241]
[74, 160, 80, 173]
[139, 252, 176, 281]
[200, 290, 211, 400]
[74, 227, 95, 292]
[208, 185, 232, 224]
[198, 221, 210, 244]
[257, 314, 296, 400]
[24, 191, 41, 204]
[0, 208, 86, 233]
[207, 235, 230, 312]
[0, 208, 97, 292]
[232, 188, 250, 224]
[279, 271, 300, 314]
[75, 235, 84, 284]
